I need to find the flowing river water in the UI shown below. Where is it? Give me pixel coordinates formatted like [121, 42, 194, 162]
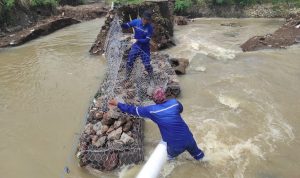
[0, 18, 299, 178]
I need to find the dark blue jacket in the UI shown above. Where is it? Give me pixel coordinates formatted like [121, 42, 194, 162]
[117, 99, 194, 148]
[121, 18, 153, 47]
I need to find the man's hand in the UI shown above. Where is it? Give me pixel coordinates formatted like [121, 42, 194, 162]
[108, 99, 118, 107]
[130, 38, 137, 43]
[118, 20, 123, 25]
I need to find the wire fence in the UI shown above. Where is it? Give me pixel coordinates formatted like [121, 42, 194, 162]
[76, 15, 180, 172]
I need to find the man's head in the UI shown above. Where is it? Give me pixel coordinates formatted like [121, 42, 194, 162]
[142, 10, 152, 25]
[152, 87, 166, 104]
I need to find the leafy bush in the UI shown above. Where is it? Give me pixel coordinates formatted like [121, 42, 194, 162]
[31, 0, 58, 6]
[272, 0, 300, 7]
[175, 0, 192, 13]
[4, 0, 15, 9]
[113, 0, 143, 5]
[189, 0, 300, 7]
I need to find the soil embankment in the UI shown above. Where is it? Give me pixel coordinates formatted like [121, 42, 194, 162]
[241, 13, 300, 51]
[177, 3, 300, 18]
[0, 3, 107, 48]
[0, 16, 79, 47]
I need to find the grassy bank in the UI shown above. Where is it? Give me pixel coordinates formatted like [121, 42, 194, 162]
[174, 0, 300, 13]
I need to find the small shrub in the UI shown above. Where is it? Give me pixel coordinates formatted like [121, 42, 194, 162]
[175, 0, 192, 13]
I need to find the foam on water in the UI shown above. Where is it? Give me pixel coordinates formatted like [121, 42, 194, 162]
[150, 78, 294, 178]
[218, 95, 240, 109]
[190, 40, 237, 61]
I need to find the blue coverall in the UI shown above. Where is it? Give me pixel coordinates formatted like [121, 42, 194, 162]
[121, 19, 154, 77]
[117, 98, 205, 160]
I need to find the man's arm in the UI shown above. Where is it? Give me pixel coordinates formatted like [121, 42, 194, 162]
[121, 19, 138, 29]
[177, 101, 184, 113]
[117, 103, 153, 118]
[136, 25, 153, 44]
[109, 99, 153, 118]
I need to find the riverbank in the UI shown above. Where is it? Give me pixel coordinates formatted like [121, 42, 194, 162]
[241, 13, 300, 51]
[2, 1, 300, 49]
[0, 3, 107, 48]
[177, 3, 300, 18]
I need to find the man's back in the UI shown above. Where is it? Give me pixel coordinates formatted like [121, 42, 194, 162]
[141, 99, 194, 147]
[114, 96, 204, 160]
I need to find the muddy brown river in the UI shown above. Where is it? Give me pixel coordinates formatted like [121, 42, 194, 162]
[0, 18, 299, 178]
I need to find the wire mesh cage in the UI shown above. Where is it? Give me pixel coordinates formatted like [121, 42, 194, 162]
[77, 15, 180, 172]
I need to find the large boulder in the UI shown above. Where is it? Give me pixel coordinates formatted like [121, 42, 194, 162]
[169, 58, 189, 75]
[175, 16, 188, 25]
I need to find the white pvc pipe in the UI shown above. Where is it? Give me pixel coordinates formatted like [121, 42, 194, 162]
[136, 141, 168, 178]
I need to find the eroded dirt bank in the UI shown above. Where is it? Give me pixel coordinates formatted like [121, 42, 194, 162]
[241, 13, 300, 52]
[0, 3, 107, 48]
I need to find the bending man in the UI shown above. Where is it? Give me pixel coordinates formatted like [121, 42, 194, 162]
[109, 88, 205, 160]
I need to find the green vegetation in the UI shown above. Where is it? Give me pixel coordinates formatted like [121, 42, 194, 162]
[208, 0, 300, 6]
[0, 0, 83, 29]
[174, 0, 300, 13]
[31, 0, 58, 6]
[0, 0, 86, 12]
[108, 0, 143, 5]
[174, 0, 192, 13]
[0, 0, 58, 10]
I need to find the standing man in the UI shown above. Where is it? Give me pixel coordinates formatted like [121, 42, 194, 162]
[121, 10, 154, 81]
[109, 87, 205, 161]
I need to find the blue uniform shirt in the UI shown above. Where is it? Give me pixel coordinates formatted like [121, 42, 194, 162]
[117, 99, 195, 148]
[121, 19, 153, 47]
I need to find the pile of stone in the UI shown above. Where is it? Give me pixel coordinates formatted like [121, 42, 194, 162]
[78, 41, 180, 172]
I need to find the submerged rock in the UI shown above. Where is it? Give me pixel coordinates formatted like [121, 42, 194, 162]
[169, 58, 189, 75]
